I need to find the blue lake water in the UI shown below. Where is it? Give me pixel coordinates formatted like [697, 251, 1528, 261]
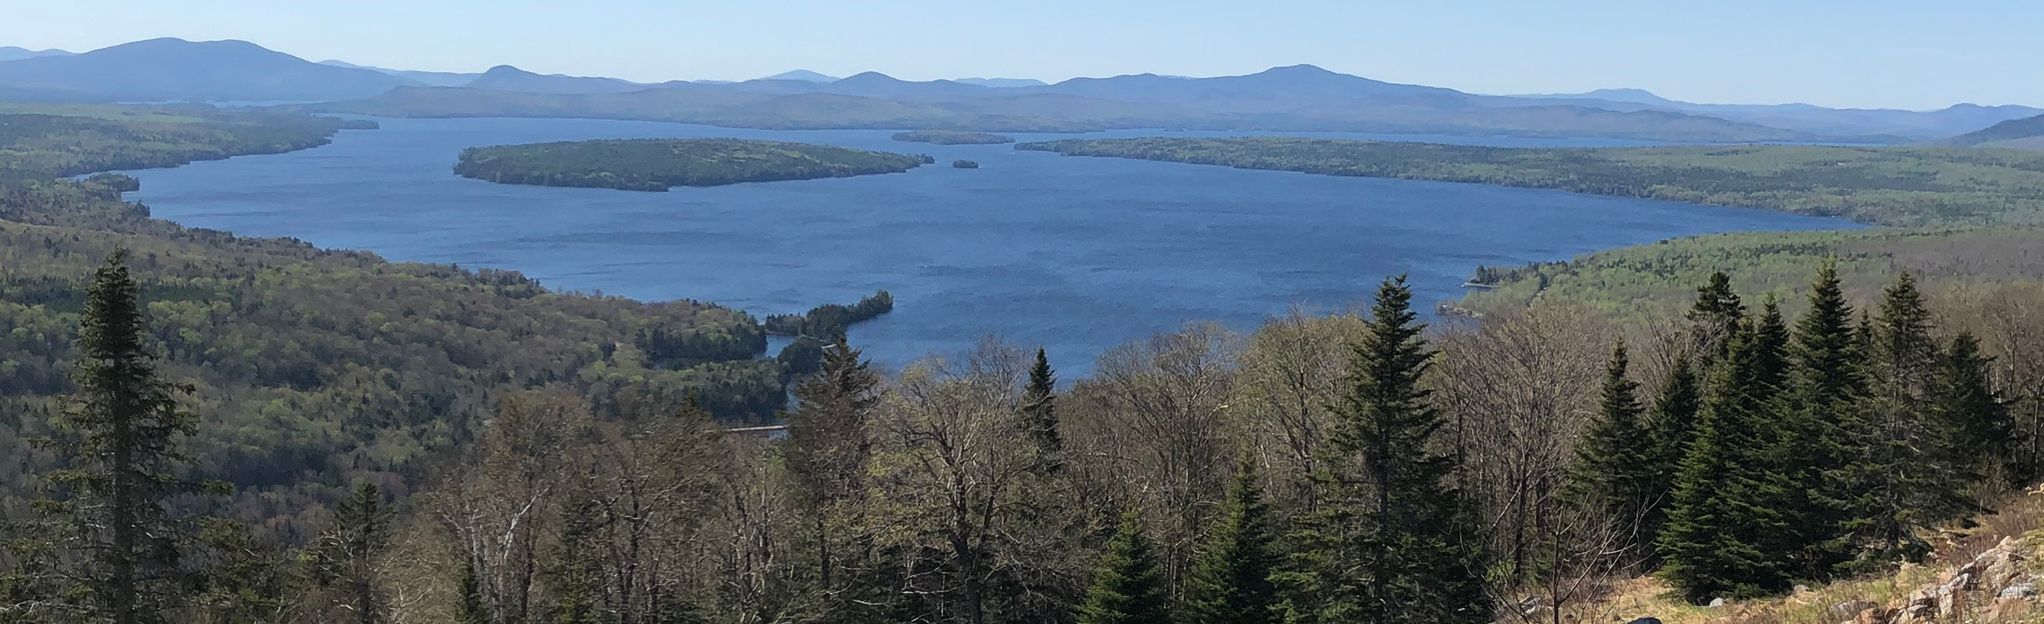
[121, 117, 1851, 373]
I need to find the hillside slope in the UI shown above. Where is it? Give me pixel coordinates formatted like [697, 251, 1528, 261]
[0, 38, 405, 101]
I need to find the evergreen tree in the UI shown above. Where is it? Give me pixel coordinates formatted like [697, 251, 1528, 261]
[1782, 261, 1866, 576]
[1567, 341, 1658, 552]
[1182, 455, 1280, 624]
[37, 251, 200, 624]
[458, 559, 489, 624]
[1832, 273, 1967, 570]
[1078, 511, 1171, 624]
[312, 483, 395, 624]
[1022, 348, 1063, 470]
[546, 488, 608, 624]
[1658, 317, 1795, 603]
[782, 336, 881, 589]
[1686, 272, 1745, 366]
[1281, 276, 1491, 624]
[1637, 357, 1702, 563]
[1929, 333, 2012, 484]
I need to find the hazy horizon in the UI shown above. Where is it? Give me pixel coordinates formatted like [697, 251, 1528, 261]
[2, 0, 2038, 110]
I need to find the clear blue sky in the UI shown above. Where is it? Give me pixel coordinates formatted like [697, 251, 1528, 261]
[2, 0, 2034, 110]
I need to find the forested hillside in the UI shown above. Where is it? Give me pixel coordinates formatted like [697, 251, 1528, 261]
[453, 138, 928, 191]
[0, 108, 786, 543]
[1018, 137, 2044, 226]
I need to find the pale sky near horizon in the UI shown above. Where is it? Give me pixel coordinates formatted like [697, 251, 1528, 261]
[1, 0, 2036, 110]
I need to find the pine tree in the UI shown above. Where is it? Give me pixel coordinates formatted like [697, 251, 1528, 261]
[1022, 348, 1062, 470]
[312, 483, 395, 624]
[1929, 333, 2011, 485]
[1182, 455, 1280, 624]
[1658, 316, 1795, 603]
[1078, 511, 1171, 624]
[38, 251, 200, 624]
[1567, 341, 1659, 556]
[1782, 261, 1866, 576]
[1282, 276, 1491, 624]
[1686, 272, 1745, 366]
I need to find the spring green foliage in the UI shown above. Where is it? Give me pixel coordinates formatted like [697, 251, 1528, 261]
[1181, 455, 1280, 624]
[1078, 512, 1171, 624]
[453, 138, 927, 191]
[891, 130, 1015, 145]
[1017, 137, 2044, 226]
[0, 105, 367, 182]
[309, 483, 393, 624]
[1463, 227, 2044, 320]
[1280, 276, 1491, 624]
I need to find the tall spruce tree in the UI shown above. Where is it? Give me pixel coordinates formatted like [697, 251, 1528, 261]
[1637, 357, 1702, 564]
[1687, 272, 1746, 367]
[1182, 455, 1281, 624]
[1833, 273, 1967, 569]
[458, 559, 489, 624]
[1658, 313, 1796, 603]
[1566, 342, 1656, 549]
[544, 489, 607, 624]
[1022, 348, 1062, 470]
[1782, 261, 1866, 576]
[782, 336, 881, 589]
[1929, 333, 2012, 486]
[1078, 511, 1171, 624]
[1281, 276, 1491, 624]
[312, 483, 395, 624]
[37, 251, 200, 624]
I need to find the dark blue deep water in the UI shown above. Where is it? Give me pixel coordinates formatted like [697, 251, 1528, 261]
[121, 117, 1850, 372]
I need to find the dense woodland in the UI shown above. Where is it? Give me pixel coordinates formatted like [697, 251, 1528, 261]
[1017, 137, 2044, 226]
[452, 139, 928, 191]
[3, 104, 2044, 624]
[890, 130, 1014, 145]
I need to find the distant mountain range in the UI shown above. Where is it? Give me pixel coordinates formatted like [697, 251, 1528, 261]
[2, 37, 2036, 142]
[1514, 88, 2044, 140]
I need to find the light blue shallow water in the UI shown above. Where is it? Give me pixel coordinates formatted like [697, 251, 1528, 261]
[121, 117, 1851, 373]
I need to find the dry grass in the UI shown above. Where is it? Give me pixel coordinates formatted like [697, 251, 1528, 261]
[1564, 488, 2044, 624]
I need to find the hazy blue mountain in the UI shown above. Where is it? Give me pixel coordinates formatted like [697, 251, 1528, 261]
[466, 65, 647, 94]
[319, 59, 479, 87]
[761, 70, 838, 83]
[1943, 112, 2044, 149]
[0, 46, 72, 61]
[1513, 88, 2043, 138]
[821, 71, 992, 100]
[954, 77, 1046, 88]
[1037, 64, 1468, 108]
[0, 38, 403, 101]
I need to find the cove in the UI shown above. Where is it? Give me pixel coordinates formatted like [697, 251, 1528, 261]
[119, 117, 1853, 373]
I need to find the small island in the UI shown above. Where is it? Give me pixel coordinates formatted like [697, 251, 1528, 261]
[453, 138, 928, 191]
[892, 130, 1016, 145]
[952, 159, 981, 169]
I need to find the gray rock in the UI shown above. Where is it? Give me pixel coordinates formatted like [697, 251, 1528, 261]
[1623, 618, 1663, 624]
[2002, 582, 2037, 599]
[1829, 599, 1878, 619]
[1707, 597, 1726, 608]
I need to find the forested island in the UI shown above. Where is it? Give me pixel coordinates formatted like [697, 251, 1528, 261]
[452, 138, 929, 191]
[1017, 137, 2044, 226]
[892, 129, 1016, 145]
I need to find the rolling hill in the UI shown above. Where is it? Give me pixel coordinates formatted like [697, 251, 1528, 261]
[1944, 112, 2044, 149]
[1516, 88, 2043, 139]
[464, 64, 647, 94]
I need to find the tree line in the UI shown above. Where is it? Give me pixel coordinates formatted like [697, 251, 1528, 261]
[3, 255, 2035, 623]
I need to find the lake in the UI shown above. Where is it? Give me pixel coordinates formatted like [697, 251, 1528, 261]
[121, 117, 1851, 373]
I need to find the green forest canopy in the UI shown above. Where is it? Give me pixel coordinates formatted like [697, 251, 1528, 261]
[1016, 137, 2044, 227]
[453, 137, 929, 191]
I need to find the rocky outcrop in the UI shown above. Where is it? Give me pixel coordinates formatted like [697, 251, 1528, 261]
[1852, 536, 2035, 623]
